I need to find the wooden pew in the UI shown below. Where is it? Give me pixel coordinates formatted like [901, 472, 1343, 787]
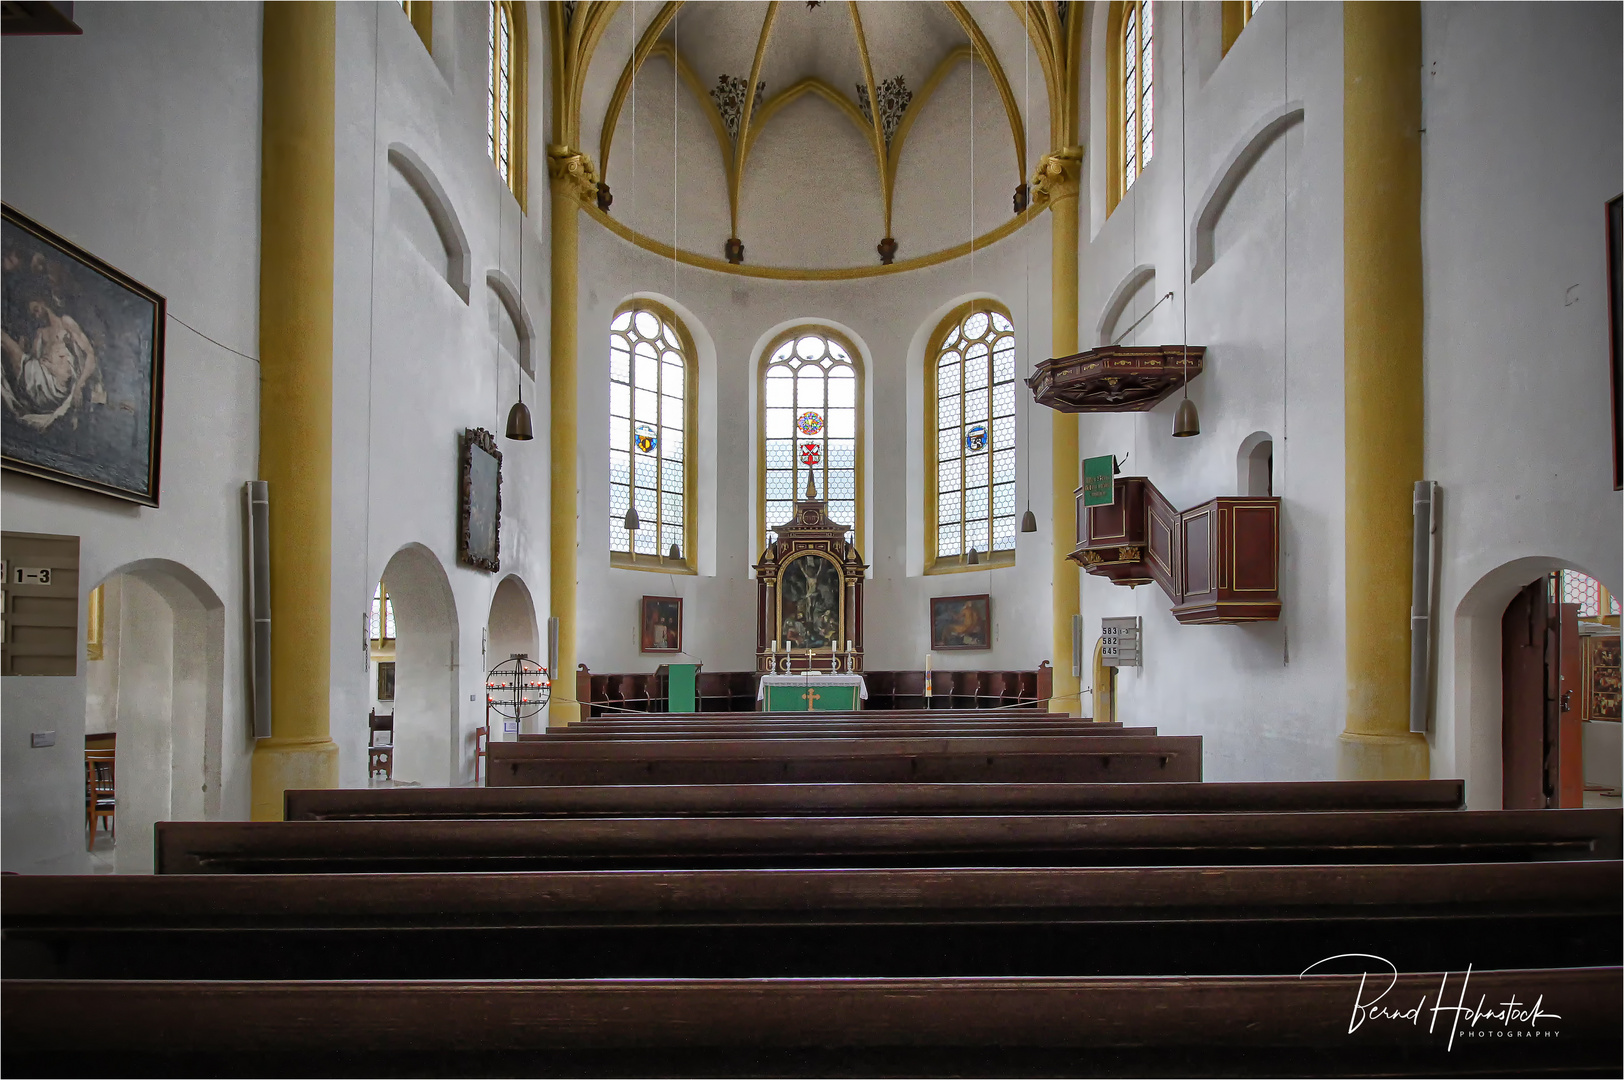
[284, 779, 1467, 821]
[527, 724, 1158, 740]
[6, 864, 1620, 1075]
[8, 968, 1619, 1078]
[154, 809, 1623, 875]
[486, 734, 1203, 786]
[8, 861, 1617, 980]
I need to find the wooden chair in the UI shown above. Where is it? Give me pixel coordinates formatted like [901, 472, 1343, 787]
[367, 710, 394, 784]
[474, 726, 489, 786]
[85, 756, 115, 851]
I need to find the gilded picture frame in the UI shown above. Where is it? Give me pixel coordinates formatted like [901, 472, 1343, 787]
[640, 595, 682, 653]
[931, 593, 992, 650]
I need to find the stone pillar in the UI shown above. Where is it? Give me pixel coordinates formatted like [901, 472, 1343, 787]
[251, 0, 339, 819]
[1036, 148, 1084, 715]
[546, 148, 596, 725]
[1339, 2, 1429, 779]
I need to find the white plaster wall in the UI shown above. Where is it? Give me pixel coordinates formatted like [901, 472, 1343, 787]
[331, 2, 553, 783]
[1422, 3, 1624, 806]
[1, 1, 262, 872]
[108, 575, 173, 874]
[1076, 2, 1346, 780]
[575, 210, 1058, 678]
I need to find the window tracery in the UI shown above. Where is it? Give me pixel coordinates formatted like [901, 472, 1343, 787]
[927, 304, 1018, 570]
[487, 0, 523, 203]
[609, 304, 695, 569]
[760, 330, 862, 553]
[1122, 0, 1154, 193]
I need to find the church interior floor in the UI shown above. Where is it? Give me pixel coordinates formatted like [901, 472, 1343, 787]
[1584, 787, 1623, 808]
[87, 830, 115, 875]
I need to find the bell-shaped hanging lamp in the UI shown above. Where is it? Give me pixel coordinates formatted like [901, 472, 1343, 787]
[668, 543, 681, 560]
[623, 506, 641, 531]
[1020, 507, 1037, 533]
[505, 394, 533, 441]
[967, 546, 981, 565]
[1172, 396, 1201, 438]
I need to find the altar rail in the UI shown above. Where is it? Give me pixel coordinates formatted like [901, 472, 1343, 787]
[576, 665, 1053, 716]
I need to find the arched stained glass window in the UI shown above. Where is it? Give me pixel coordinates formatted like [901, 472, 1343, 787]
[760, 330, 862, 552]
[487, 0, 525, 205]
[609, 304, 695, 570]
[927, 304, 1018, 570]
[1123, 0, 1154, 192]
[1557, 570, 1621, 618]
[371, 583, 396, 644]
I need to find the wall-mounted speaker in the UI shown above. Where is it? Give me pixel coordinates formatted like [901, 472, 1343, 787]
[245, 481, 273, 739]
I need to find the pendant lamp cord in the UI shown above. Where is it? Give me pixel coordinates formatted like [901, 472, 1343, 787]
[1180, 2, 1190, 405]
[363, 1, 382, 662]
[1022, 1, 1032, 518]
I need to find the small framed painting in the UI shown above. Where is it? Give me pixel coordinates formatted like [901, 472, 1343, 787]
[641, 595, 682, 653]
[376, 660, 396, 702]
[931, 593, 991, 650]
[2, 204, 166, 505]
[458, 427, 502, 572]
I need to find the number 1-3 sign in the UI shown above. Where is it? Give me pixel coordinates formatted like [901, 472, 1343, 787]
[11, 566, 52, 586]
[1082, 455, 1116, 507]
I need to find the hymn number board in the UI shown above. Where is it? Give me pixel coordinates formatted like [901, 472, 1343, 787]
[755, 483, 868, 673]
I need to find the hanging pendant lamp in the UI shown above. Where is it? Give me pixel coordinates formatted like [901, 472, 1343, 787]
[1172, 5, 1200, 441]
[624, 505, 640, 532]
[506, 383, 534, 440]
[668, 543, 681, 560]
[1172, 393, 1200, 438]
[967, 546, 980, 566]
[1020, 507, 1037, 533]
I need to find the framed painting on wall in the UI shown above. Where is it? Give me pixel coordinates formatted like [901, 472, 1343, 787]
[458, 427, 502, 572]
[931, 594, 991, 650]
[2, 205, 166, 505]
[376, 660, 396, 702]
[641, 595, 682, 653]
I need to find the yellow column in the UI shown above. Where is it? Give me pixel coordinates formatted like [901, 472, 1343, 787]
[1339, 3, 1428, 780]
[251, 1, 339, 819]
[546, 148, 596, 725]
[1036, 149, 1084, 715]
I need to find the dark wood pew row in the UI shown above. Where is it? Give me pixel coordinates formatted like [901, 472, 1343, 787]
[285, 778, 1467, 821]
[6, 860, 1620, 1076]
[487, 734, 1203, 785]
[7, 862, 1618, 980]
[10, 968, 1618, 1078]
[527, 724, 1159, 740]
[154, 809, 1622, 874]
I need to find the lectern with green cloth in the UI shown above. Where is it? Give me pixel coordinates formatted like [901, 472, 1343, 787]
[656, 664, 699, 713]
[758, 673, 868, 712]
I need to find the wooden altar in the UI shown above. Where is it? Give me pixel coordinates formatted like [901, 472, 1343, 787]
[755, 478, 867, 673]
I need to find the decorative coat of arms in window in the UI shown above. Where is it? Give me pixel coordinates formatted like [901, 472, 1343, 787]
[964, 424, 988, 452]
[634, 423, 657, 454]
[800, 442, 822, 467]
[796, 411, 824, 436]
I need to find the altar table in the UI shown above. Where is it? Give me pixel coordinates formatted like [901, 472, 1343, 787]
[757, 674, 868, 713]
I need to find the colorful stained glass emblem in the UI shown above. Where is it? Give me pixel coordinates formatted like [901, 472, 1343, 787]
[965, 424, 988, 452]
[800, 442, 822, 467]
[796, 411, 825, 436]
[634, 423, 657, 454]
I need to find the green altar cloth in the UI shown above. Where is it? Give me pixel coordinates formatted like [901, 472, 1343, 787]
[758, 674, 867, 712]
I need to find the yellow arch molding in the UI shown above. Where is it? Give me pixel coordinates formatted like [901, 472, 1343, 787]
[730, 1, 780, 236]
[942, 1, 1027, 184]
[847, 1, 892, 235]
[581, 197, 1037, 281]
[601, 40, 735, 204]
[596, 1, 683, 181]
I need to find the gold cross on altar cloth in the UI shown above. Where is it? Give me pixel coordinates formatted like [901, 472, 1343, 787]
[802, 687, 820, 711]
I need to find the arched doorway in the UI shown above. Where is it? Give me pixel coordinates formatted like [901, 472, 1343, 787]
[373, 544, 459, 787]
[486, 575, 540, 737]
[1452, 557, 1620, 809]
[83, 560, 224, 873]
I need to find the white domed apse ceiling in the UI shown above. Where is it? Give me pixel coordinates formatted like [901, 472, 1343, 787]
[560, 1, 1080, 275]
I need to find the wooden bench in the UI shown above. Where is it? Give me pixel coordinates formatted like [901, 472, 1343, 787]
[527, 724, 1157, 740]
[487, 735, 1203, 786]
[6, 863, 1619, 1075]
[153, 809, 1623, 875]
[284, 779, 1468, 821]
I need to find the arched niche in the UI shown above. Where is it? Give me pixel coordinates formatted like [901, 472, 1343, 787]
[486, 269, 535, 378]
[387, 143, 472, 303]
[1096, 264, 1158, 346]
[378, 543, 460, 787]
[1189, 102, 1305, 282]
[84, 559, 224, 873]
[1236, 430, 1274, 496]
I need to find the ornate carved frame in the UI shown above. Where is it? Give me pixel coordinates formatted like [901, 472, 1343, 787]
[458, 426, 503, 573]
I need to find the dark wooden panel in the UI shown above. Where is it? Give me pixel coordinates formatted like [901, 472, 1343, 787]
[155, 809, 1621, 875]
[285, 778, 1466, 821]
